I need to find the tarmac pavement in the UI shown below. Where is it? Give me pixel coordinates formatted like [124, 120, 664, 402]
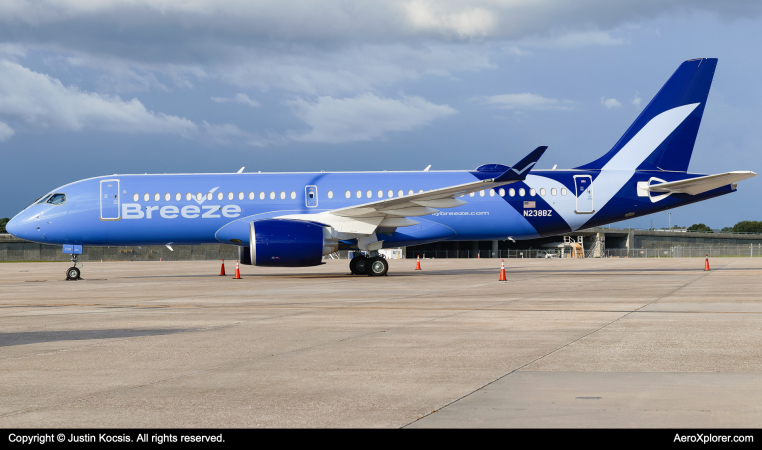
[0, 257, 760, 428]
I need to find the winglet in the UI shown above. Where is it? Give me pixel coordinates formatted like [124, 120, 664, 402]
[494, 146, 548, 182]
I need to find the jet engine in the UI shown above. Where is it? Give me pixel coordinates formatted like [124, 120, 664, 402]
[249, 219, 338, 267]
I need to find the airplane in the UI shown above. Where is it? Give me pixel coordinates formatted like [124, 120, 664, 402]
[5, 58, 756, 280]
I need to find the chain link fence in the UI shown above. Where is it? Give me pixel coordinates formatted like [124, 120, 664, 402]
[603, 245, 762, 258]
[404, 245, 762, 259]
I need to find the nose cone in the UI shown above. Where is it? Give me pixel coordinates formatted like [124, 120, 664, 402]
[5, 216, 21, 237]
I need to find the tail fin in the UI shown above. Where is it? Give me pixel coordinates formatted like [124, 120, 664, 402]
[577, 58, 717, 172]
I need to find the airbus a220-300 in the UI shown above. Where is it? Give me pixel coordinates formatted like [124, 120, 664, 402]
[6, 58, 755, 279]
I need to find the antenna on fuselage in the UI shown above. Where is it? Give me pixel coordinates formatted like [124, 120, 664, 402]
[424, 165, 431, 171]
[237, 167, 245, 173]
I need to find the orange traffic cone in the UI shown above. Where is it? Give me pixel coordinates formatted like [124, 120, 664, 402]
[704, 254, 710, 271]
[220, 259, 226, 276]
[233, 260, 241, 279]
[499, 259, 507, 281]
[415, 255, 422, 270]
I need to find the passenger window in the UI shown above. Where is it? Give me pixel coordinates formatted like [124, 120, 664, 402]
[551, 188, 557, 196]
[259, 192, 265, 200]
[154, 193, 160, 201]
[47, 193, 66, 205]
[279, 192, 285, 199]
[530, 189, 536, 197]
[508, 188, 514, 197]
[328, 191, 333, 199]
[386, 190, 392, 198]
[408, 190, 413, 195]
[196, 192, 202, 201]
[398, 190, 403, 197]
[418, 189, 423, 194]
[356, 190, 362, 198]
[186, 193, 192, 201]
[269, 192, 275, 200]
[144, 193, 149, 201]
[165, 193, 170, 201]
[366, 190, 372, 198]
[175, 193, 181, 201]
[469, 192, 475, 197]
[377, 190, 383, 198]
[291, 191, 296, 199]
[519, 188, 525, 196]
[249, 192, 255, 200]
[561, 188, 568, 196]
[540, 188, 546, 196]
[238, 192, 244, 200]
[227, 192, 233, 200]
[345, 191, 350, 199]
[489, 190, 495, 197]
[479, 190, 485, 197]
[499, 188, 505, 197]
[133, 193, 139, 202]
[207, 193, 213, 200]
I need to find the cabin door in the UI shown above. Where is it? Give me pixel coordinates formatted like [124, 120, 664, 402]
[573, 175, 594, 214]
[100, 179, 120, 220]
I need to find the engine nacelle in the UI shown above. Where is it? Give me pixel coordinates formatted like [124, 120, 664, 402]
[249, 219, 338, 267]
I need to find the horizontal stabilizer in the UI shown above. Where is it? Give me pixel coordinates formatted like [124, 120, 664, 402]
[643, 171, 756, 196]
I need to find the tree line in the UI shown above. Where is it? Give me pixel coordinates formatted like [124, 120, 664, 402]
[660, 221, 762, 234]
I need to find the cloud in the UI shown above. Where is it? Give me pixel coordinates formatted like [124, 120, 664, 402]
[2, 1, 759, 46]
[601, 97, 622, 108]
[3, 1, 757, 99]
[477, 93, 575, 111]
[211, 93, 261, 107]
[0, 121, 14, 141]
[287, 93, 456, 143]
[0, 60, 197, 136]
[632, 91, 642, 108]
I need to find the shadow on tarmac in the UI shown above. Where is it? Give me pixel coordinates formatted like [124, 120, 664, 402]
[0, 328, 196, 347]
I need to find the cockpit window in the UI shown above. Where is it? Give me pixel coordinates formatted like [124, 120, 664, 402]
[32, 194, 53, 206]
[47, 193, 66, 205]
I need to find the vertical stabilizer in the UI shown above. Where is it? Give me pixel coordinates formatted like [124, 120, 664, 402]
[578, 58, 717, 172]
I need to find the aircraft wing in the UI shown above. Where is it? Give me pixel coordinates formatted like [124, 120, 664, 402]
[647, 171, 756, 195]
[276, 146, 547, 237]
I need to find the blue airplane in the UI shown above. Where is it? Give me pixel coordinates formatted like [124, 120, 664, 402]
[6, 58, 756, 280]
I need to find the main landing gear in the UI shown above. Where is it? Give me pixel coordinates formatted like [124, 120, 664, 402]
[66, 254, 82, 281]
[349, 253, 388, 276]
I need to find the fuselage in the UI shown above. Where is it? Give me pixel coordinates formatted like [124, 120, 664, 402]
[6, 169, 733, 248]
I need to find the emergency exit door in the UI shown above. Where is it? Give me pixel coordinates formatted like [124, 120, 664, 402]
[305, 185, 318, 207]
[573, 175, 594, 214]
[100, 179, 121, 220]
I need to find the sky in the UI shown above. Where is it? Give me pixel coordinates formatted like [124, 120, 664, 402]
[1, 1, 761, 230]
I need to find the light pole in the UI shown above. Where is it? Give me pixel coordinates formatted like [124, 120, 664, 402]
[668, 212, 671, 229]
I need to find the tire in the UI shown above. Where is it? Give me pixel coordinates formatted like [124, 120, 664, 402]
[66, 267, 80, 280]
[350, 256, 368, 275]
[367, 256, 389, 277]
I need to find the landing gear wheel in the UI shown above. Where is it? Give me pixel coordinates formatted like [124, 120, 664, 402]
[367, 256, 389, 277]
[350, 256, 369, 275]
[66, 267, 81, 281]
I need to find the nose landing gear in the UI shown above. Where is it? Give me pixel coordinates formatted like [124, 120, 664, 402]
[66, 254, 82, 281]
